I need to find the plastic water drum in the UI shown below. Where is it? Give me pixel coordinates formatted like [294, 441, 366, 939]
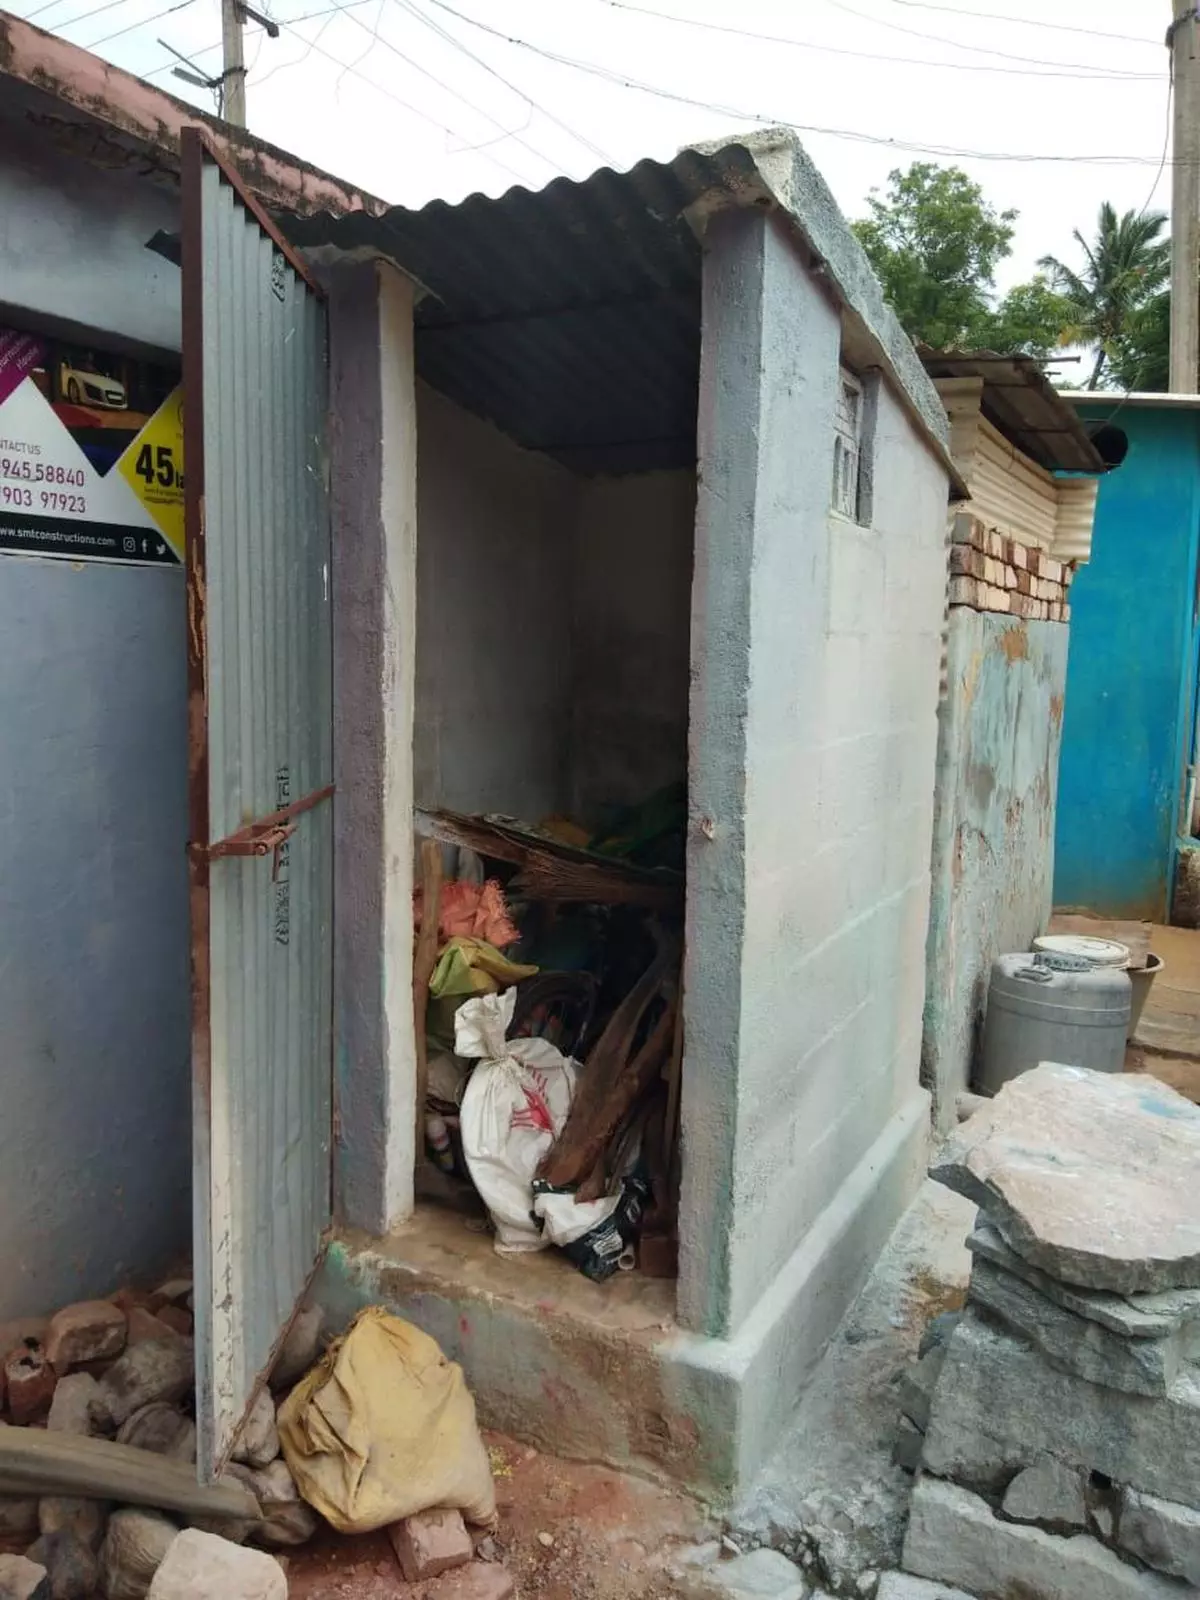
[977, 952, 1131, 1096]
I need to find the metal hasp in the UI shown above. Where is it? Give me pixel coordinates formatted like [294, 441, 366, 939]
[181, 128, 334, 1480]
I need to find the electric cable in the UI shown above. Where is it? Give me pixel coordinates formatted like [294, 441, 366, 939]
[887, 0, 1158, 48]
[397, 0, 615, 163]
[592, 0, 1160, 83]
[86, 0, 193, 49]
[415, 0, 1182, 170]
[820, 0, 1158, 74]
[307, 0, 575, 174]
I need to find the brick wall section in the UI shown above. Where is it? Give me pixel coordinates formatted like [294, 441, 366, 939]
[948, 512, 1073, 622]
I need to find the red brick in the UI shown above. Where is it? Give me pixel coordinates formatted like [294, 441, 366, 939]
[1042, 556, 1063, 583]
[951, 512, 984, 546]
[1010, 541, 1028, 571]
[45, 1302, 126, 1374]
[389, 1510, 474, 1582]
[949, 545, 986, 580]
[5, 1342, 57, 1424]
[948, 576, 983, 610]
[1009, 593, 1036, 619]
[1016, 569, 1033, 596]
[421, 1562, 515, 1600]
[1027, 547, 1044, 576]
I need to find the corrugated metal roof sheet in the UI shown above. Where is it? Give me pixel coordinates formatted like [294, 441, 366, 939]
[286, 146, 772, 474]
[918, 346, 1107, 474]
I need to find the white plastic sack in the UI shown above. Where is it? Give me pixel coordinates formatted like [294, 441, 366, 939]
[532, 1186, 621, 1248]
[457, 989, 577, 1254]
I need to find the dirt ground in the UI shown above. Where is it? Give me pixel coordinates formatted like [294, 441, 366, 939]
[284, 1432, 714, 1600]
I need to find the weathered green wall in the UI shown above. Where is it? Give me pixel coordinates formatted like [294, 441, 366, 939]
[923, 611, 1069, 1126]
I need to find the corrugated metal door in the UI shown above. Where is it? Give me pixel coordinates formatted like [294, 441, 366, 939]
[181, 129, 333, 1479]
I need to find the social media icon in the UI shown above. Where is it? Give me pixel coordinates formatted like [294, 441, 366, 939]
[123, 536, 136, 554]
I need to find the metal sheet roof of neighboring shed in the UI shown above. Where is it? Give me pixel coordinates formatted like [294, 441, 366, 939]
[285, 130, 964, 488]
[918, 347, 1107, 474]
[1060, 391, 1200, 410]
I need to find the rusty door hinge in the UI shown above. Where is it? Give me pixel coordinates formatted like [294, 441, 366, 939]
[190, 783, 334, 880]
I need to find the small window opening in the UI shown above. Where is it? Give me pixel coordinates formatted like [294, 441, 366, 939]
[832, 368, 863, 520]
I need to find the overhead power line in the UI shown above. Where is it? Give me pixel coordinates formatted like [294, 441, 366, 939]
[887, 0, 1160, 48]
[22, 0, 73, 22]
[594, 0, 1161, 82]
[85, 0, 192, 48]
[309, 0, 572, 175]
[818, 0, 1159, 75]
[251, 8, 534, 183]
[1137, 55, 1175, 218]
[417, 0, 1181, 169]
[37, 0, 138, 35]
[397, 0, 616, 164]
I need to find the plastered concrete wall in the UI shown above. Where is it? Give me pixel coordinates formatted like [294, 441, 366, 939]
[0, 113, 180, 353]
[681, 209, 945, 1341]
[924, 612, 1068, 1126]
[0, 558, 190, 1318]
[0, 137, 189, 1318]
[568, 470, 695, 822]
[414, 385, 576, 822]
[329, 260, 419, 1234]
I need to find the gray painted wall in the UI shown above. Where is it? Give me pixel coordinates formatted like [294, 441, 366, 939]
[680, 210, 945, 1339]
[923, 611, 1068, 1126]
[414, 389, 695, 830]
[0, 559, 190, 1319]
[0, 114, 180, 352]
[414, 383, 576, 823]
[0, 136, 189, 1318]
[569, 471, 695, 823]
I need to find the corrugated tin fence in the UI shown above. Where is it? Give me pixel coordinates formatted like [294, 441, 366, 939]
[182, 130, 333, 1477]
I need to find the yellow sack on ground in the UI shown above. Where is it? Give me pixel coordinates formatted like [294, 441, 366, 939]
[277, 1307, 497, 1533]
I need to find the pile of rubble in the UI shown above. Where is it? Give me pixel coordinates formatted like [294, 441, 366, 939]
[896, 1064, 1200, 1599]
[0, 1279, 324, 1598]
[0, 1285, 513, 1599]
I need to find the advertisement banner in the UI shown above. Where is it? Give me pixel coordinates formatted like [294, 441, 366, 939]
[0, 329, 184, 567]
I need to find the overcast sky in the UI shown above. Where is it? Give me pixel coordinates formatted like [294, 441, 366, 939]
[17, 0, 1170, 291]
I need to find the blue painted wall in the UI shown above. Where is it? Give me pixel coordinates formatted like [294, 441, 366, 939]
[1054, 404, 1200, 920]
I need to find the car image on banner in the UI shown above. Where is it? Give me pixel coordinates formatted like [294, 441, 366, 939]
[58, 355, 128, 411]
[0, 327, 183, 567]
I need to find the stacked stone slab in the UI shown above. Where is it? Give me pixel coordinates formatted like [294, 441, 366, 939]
[900, 1064, 1200, 1599]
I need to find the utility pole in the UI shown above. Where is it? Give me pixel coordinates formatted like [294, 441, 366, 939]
[220, 0, 247, 126]
[1170, 0, 1200, 392]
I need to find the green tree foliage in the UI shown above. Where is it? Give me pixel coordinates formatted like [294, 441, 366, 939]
[1039, 204, 1170, 389]
[984, 277, 1074, 362]
[1107, 291, 1169, 393]
[852, 163, 1066, 355]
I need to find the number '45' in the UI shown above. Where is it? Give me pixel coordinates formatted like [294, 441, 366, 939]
[135, 444, 183, 490]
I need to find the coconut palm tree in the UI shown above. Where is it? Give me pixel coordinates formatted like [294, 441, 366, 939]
[1039, 204, 1170, 389]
